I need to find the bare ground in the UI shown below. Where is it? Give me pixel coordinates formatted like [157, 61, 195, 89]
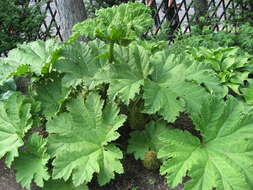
[89, 154, 184, 190]
[0, 159, 25, 190]
[0, 159, 40, 190]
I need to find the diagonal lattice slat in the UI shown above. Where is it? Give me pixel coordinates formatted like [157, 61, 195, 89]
[147, 0, 248, 40]
[33, 0, 62, 41]
[30, 0, 247, 42]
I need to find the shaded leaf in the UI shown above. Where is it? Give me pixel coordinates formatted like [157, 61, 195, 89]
[43, 179, 88, 190]
[127, 121, 171, 160]
[13, 133, 50, 189]
[36, 76, 70, 119]
[0, 93, 33, 167]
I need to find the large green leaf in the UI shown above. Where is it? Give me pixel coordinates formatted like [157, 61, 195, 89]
[0, 78, 16, 102]
[0, 58, 16, 85]
[0, 93, 33, 167]
[107, 43, 153, 105]
[13, 133, 50, 190]
[35, 76, 71, 119]
[71, 2, 153, 45]
[143, 52, 223, 122]
[4, 39, 60, 76]
[54, 40, 107, 88]
[158, 96, 253, 190]
[127, 121, 171, 160]
[47, 93, 126, 186]
[43, 180, 88, 190]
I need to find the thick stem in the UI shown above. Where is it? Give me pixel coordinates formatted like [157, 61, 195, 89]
[108, 42, 114, 63]
[128, 97, 148, 130]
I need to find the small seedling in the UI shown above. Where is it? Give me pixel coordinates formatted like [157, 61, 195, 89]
[148, 179, 156, 185]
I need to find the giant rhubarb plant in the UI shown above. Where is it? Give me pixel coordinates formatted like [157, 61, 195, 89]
[71, 2, 153, 45]
[0, 2, 252, 190]
[71, 2, 153, 62]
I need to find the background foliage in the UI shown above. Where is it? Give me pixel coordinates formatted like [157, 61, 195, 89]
[0, 0, 45, 55]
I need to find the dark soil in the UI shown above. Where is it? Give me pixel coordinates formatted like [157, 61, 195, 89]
[90, 154, 183, 190]
[0, 159, 39, 190]
[172, 113, 201, 140]
[0, 159, 23, 190]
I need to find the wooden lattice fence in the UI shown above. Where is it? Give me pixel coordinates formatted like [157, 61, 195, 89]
[33, 0, 62, 41]
[149, 0, 250, 37]
[33, 0, 250, 41]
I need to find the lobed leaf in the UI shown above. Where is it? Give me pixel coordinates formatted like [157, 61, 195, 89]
[158, 96, 253, 190]
[0, 78, 16, 102]
[54, 40, 107, 88]
[35, 76, 71, 119]
[47, 92, 126, 186]
[13, 133, 50, 190]
[71, 2, 153, 45]
[127, 121, 171, 160]
[0, 58, 16, 85]
[107, 43, 153, 105]
[143, 52, 224, 122]
[0, 93, 33, 167]
[4, 39, 60, 77]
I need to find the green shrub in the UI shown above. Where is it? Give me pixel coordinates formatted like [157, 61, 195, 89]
[169, 23, 253, 55]
[0, 0, 45, 55]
